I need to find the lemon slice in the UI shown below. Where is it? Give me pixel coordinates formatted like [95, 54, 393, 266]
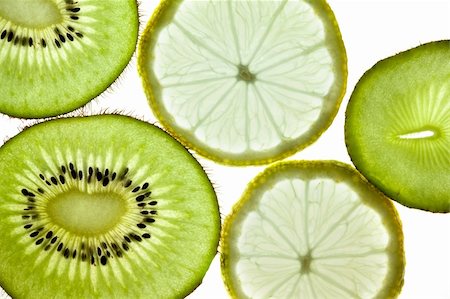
[138, 0, 347, 165]
[221, 161, 405, 298]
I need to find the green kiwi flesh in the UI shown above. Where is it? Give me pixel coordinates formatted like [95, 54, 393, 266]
[345, 40, 450, 213]
[0, 115, 220, 298]
[0, 0, 139, 118]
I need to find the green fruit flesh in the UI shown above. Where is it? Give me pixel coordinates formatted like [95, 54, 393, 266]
[345, 40, 450, 212]
[0, 0, 139, 118]
[0, 115, 220, 298]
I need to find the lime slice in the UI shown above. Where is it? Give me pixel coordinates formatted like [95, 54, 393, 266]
[138, 0, 347, 165]
[221, 161, 404, 298]
[345, 41, 450, 213]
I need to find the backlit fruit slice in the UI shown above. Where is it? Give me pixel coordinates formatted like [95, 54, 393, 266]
[345, 41, 450, 213]
[0, 115, 220, 298]
[0, 0, 138, 118]
[138, 0, 347, 165]
[221, 161, 405, 299]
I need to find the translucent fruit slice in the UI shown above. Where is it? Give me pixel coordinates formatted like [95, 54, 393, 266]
[345, 40, 450, 213]
[138, 0, 347, 165]
[221, 161, 405, 299]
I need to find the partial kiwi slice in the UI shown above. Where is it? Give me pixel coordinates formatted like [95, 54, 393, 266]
[0, 115, 220, 298]
[345, 40, 450, 213]
[0, 1, 138, 118]
[221, 161, 405, 298]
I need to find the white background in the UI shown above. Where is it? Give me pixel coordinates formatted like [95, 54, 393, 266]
[0, 1, 449, 298]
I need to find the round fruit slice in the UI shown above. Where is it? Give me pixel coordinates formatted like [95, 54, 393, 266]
[345, 40, 450, 213]
[221, 161, 404, 299]
[0, 0, 138, 118]
[138, 0, 347, 165]
[0, 115, 220, 298]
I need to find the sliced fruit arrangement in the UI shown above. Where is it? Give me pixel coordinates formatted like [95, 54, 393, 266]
[0, 0, 139, 118]
[345, 40, 450, 213]
[221, 161, 405, 298]
[138, 0, 347, 165]
[0, 115, 220, 298]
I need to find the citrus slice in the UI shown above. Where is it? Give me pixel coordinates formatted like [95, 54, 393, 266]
[221, 161, 405, 298]
[345, 41, 450, 213]
[138, 0, 347, 165]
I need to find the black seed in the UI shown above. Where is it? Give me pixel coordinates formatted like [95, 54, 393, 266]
[150, 210, 157, 215]
[66, 33, 74, 41]
[142, 182, 149, 190]
[46, 231, 53, 239]
[91, 256, 95, 265]
[81, 253, 87, 261]
[14, 36, 19, 45]
[41, 39, 46, 48]
[0, 30, 6, 39]
[51, 177, 58, 185]
[28, 198, 36, 203]
[137, 223, 146, 229]
[121, 168, 129, 179]
[64, 248, 70, 258]
[100, 256, 107, 265]
[45, 180, 51, 186]
[7, 31, 13, 42]
[144, 218, 155, 223]
[132, 234, 142, 242]
[97, 247, 102, 256]
[68, 7, 81, 12]
[51, 236, 58, 244]
[140, 211, 149, 215]
[28, 192, 35, 197]
[21, 37, 27, 46]
[124, 236, 131, 243]
[38, 188, 44, 194]
[101, 242, 107, 249]
[44, 245, 51, 251]
[71, 16, 79, 20]
[81, 242, 85, 250]
[124, 180, 132, 188]
[28, 37, 33, 47]
[22, 215, 30, 219]
[96, 170, 102, 181]
[149, 201, 157, 206]
[24, 224, 33, 229]
[68, 26, 75, 32]
[116, 251, 123, 258]
[137, 203, 146, 207]
[122, 243, 129, 251]
[30, 231, 39, 238]
[102, 177, 109, 187]
[71, 169, 77, 179]
[37, 227, 44, 231]
[142, 233, 151, 239]
[73, 250, 77, 259]
[136, 195, 145, 202]
[104, 169, 109, 177]
[111, 243, 118, 250]
[61, 165, 66, 173]
[144, 192, 151, 197]
[31, 214, 39, 219]
[59, 34, 65, 43]
[88, 167, 93, 175]
[21, 189, 29, 196]
[39, 174, 45, 180]
[78, 170, 83, 180]
[55, 39, 61, 48]
[132, 186, 140, 193]
[111, 172, 117, 181]
[54, 27, 60, 34]
[36, 238, 44, 245]
[59, 175, 65, 184]
[57, 243, 63, 251]
[106, 251, 111, 258]
[69, 162, 74, 170]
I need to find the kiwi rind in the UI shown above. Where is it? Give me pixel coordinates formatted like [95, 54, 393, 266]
[0, 1, 139, 118]
[345, 40, 450, 213]
[0, 114, 220, 298]
[221, 160, 405, 299]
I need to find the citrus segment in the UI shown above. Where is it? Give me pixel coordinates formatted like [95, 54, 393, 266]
[221, 161, 404, 298]
[139, 0, 347, 165]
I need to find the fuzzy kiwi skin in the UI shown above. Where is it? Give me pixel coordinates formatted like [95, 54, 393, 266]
[0, 1, 139, 118]
[345, 40, 450, 213]
[0, 114, 220, 298]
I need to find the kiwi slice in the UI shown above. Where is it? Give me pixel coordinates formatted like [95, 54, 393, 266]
[345, 40, 450, 213]
[0, 115, 220, 298]
[0, 0, 138, 118]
